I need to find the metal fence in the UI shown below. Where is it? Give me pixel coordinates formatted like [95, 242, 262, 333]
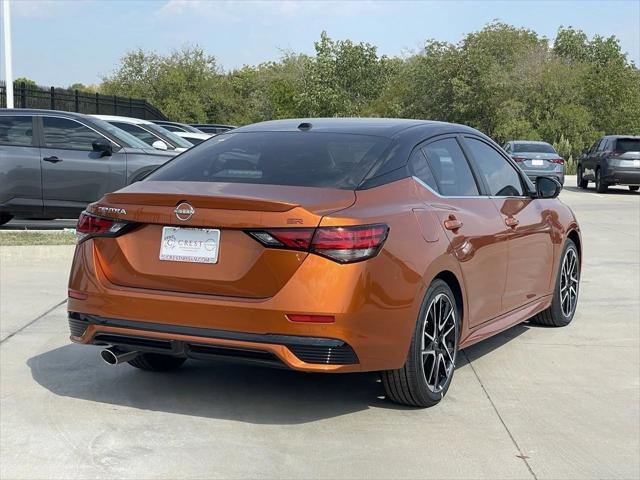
[0, 81, 167, 120]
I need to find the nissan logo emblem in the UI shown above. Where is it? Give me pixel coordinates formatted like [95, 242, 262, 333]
[174, 202, 195, 221]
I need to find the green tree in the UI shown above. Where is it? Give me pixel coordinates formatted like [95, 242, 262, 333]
[296, 32, 398, 117]
[102, 46, 220, 122]
[13, 77, 37, 87]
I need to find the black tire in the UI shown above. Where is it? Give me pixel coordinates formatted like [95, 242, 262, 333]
[531, 239, 580, 327]
[0, 213, 14, 226]
[629, 186, 639, 192]
[595, 168, 608, 193]
[577, 165, 588, 189]
[128, 353, 187, 372]
[382, 279, 460, 408]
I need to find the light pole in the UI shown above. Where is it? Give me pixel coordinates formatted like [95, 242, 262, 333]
[2, 0, 14, 108]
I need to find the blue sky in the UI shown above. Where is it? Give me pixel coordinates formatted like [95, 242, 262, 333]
[2, 0, 639, 87]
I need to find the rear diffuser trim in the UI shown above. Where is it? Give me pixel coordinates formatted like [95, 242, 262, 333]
[69, 312, 359, 365]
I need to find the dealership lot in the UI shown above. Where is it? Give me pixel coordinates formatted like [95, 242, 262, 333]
[0, 179, 638, 479]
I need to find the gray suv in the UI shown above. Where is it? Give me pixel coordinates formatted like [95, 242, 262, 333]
[578, 135, 640, 193]
[0, 109, 177, 225]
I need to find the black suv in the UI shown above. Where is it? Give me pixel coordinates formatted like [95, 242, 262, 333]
[0, 109, 176, 225]
[578, 136, 640, 193]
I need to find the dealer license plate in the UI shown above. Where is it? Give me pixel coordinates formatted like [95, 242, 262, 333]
[159, 227, 220, 264]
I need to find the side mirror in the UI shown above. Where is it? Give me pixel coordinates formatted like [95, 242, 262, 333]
[92, 139, 113, 157]
[535, 176, 562, 199]
[151, 140, 169, 151]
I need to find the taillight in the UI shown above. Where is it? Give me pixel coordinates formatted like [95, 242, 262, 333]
[76, 211, 131, 243]
[550, 158, 565, 165]
[246, 228, 315, 250]
[246, 224, 389, 264]
[512, 156, 526, 163]
[311, 224, 389, 263]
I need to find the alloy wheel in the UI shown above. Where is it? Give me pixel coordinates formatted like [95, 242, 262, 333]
[421, 293, 456, 393]
[560, 248, 579, 317]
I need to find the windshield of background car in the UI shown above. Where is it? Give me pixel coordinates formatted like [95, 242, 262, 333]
[146, 131, 392, 189]
[513, 143, 556, 153]
[615, 139, 640, 152]
[91, 118, 151, 149]
[145, 123, 193, 148]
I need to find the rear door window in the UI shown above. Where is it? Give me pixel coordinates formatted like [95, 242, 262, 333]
[421, 138, 479, 196]
[147, 132, 391, 189]
[409, 148, 438, 192]
[42, 117, 105, 151]
[0, 116, 34, 146]
[464, 137, 524, 197]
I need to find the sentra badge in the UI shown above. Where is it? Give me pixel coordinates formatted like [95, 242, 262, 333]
[97, 206, 127, 216]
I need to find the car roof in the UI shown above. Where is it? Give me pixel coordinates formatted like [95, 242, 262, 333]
[155, 120, 188, 126]
[175, 132, 212, 139]
[603, 135, 640, 139]
[233, 118, 478, 139]
[0, 108, 92, 119]
[191, 123, 236, 128]
[510, 140, 552, 145]
[93, 114, 152, 125]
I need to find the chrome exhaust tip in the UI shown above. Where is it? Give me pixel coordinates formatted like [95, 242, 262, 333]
[100, 347, 139, 366]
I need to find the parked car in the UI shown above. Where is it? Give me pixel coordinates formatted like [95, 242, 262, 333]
[174, 131, 213, 145]
[0, 109, 176, 224]
[503, 140, 565, 185]
[93, 115, 194, 152]
[578, 135, 640, 193]
[152, 120, 204, 134]
[190, 123, 236, 134]
[68, 118, 581, 408]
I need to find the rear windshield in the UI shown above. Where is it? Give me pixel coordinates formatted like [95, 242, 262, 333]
[146, 131, 391, 189]
[615, 139, 640, 152]
[513, 143, 556, 153]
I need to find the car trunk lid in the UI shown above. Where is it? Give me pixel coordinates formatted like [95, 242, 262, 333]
[88, 181, 355, 298]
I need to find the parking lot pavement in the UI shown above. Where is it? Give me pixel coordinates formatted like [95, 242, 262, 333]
[0, 245, 75, 342]
[1, 178, 638, 479]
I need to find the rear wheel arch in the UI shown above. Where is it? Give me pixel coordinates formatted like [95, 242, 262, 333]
[432, 270, 465, 332]
[567, 229, 581, 259]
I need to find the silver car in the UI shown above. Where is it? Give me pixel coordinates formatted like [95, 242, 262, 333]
[503, 140, 565, 185]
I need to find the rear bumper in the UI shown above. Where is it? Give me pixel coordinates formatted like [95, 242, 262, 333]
[67, 238, 422, 373]
[602, 168, 640, 186]
[70, 312, 359, 369]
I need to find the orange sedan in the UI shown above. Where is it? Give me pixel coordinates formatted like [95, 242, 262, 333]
[67, 119, 581, 407]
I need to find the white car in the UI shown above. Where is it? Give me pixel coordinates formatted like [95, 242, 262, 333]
[92, 115, 194, 152]
[174, 131, 213, 145]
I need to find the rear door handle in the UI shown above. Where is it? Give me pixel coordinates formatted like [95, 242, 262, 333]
[444, 215, 463, 231]
[505, 217, 519, 228]
[43, 156, 62, 163]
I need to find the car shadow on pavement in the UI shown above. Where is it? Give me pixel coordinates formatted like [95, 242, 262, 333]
[27, 324, 530, 424]
[462, 322, 531, 363]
